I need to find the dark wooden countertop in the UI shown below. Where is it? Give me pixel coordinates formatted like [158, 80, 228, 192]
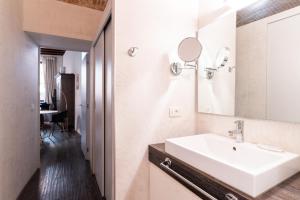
[149, 143, 300, 200]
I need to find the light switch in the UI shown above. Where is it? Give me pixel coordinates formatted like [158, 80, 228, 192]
[169, 107, 181, 118]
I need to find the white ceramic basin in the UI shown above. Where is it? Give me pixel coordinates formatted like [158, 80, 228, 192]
[165, 133, 300, 197]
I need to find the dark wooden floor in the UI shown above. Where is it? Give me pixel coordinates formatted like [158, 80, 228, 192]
[18, 131, 102, 200]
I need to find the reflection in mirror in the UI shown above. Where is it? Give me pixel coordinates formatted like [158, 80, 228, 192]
[205, 47, 231, 79]
[197, 11, 236, 116]
[197, 1, 300, 124]
[215, 47, 230, 69]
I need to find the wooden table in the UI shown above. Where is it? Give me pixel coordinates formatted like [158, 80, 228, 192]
[40, 110, 59, 142]
[40, 110, 59, 115]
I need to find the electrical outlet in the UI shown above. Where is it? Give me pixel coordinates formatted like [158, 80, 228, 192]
[169, 107, 181, 118]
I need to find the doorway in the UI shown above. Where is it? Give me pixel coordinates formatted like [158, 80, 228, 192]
[32, 18, 114, 200]
[80, 53, 90, 159]
[39, 50, 89, 142]
[19, 48, 102, 199]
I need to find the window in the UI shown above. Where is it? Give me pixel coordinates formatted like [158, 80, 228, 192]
[40, 61, 46, 102]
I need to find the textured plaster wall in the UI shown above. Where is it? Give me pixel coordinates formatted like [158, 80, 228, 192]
[113, 0, 199, 199]
[0, 0, 40, 199]
[23, 0, 103, 41]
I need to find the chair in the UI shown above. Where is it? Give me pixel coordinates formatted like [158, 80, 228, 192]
[40, 114, 51, 140]
[40, 103, 50, 110]
[50, 111, 68, 136]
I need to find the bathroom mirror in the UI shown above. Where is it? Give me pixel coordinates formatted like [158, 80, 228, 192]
[178, 37, 202, 62]
[197, 2, 300, 123]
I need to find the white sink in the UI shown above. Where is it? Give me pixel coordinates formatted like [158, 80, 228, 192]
[165, 133, 300, 197]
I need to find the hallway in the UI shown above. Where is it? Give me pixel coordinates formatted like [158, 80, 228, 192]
[18, 132, 102, 200]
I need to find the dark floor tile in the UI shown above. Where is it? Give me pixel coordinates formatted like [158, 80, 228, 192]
[18, 131, 102, 200]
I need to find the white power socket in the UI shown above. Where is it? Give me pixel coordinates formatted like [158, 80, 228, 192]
[169, 107, 181, 117]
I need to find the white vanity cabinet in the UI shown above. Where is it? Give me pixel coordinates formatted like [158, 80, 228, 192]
[149, 163, 202, 200]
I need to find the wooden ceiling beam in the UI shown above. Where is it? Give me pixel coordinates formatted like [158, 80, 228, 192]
[41, 48, 66, 56]
[57, 0, 108, 11]
[237, 0, 300, 27]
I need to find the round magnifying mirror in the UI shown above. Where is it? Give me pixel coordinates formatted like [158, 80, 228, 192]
[178, 37, 202, 62]
[215, 47, 230, 68]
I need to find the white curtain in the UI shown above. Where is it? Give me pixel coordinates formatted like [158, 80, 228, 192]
[43, 57, 57, 104]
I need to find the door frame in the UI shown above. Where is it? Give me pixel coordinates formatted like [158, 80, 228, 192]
[80, 53, 90, 160]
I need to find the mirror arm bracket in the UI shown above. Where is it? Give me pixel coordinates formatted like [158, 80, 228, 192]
[170, 62, 198, 76]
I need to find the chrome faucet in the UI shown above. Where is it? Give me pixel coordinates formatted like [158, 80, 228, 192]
[228, 120, 244, 143]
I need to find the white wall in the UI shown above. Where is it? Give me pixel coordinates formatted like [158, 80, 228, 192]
[88, 48, 96, 169]
[110, 1, 300, 200]
[0, 0, 40, 199]
[198, 0, 232, 29]
[235, 12, 268, 119]
[113, 0, 199, 199]
[63, 51, 82, 74]
[23, 0, 103, 41]
[63, 51, 83, 133]
[57, 56, 63, 69]
[267, 13, 300, 123]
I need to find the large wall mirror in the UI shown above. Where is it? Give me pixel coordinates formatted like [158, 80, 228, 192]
[197, 1, 300, 123]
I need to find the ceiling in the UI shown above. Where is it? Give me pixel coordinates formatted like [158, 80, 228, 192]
[27, 31, 92, 52]
[57, 0, 108, 11]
